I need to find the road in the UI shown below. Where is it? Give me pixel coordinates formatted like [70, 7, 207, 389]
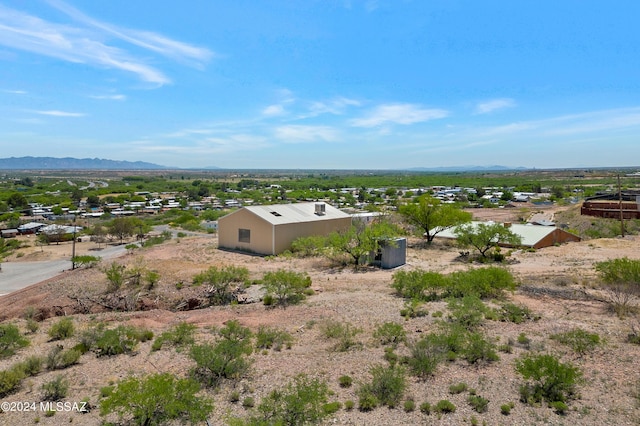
[0, 243, 128, 296]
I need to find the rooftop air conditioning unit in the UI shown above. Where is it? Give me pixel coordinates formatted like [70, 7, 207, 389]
[315, 203, 326, 215]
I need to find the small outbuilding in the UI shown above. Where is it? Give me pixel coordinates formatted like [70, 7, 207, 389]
[218, 202, 351, 255]
[371, 238, 407, 269]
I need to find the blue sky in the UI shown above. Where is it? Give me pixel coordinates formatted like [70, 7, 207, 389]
[1, 1, 639, 170]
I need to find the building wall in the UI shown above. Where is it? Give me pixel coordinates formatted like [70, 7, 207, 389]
[273, 217, 352, 255]
[533, 229, 581, 249]
[581, 201, 640, 219]
[218, 209, 273, 254]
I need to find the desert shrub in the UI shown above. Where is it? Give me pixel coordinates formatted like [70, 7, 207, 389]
[26, 319, 39, 334]
[0, 323, 29, 358]
[550, 400, 569, 415]
[229, 390, 240, 403]
[406, 335, 446, 379]
[344, 400, 355, 410]
[357, 389, 378, 412]
[500, 401, 514, 415]
[373, 322, 406, 347]
[94, 325, 153, 357]
[104, 262, 125, 292]
[242, 397, 255, 408]
[434, 399, 456, 414]
[517, 332, 531, 349]
[192, 265, 249, 305]
[321, 320, 362, 352]
[358, 364, 406, 409]
[463, 332, 499, 364]
[403, 398, 416, 412]
[290, 235, 327, 257]
[400, 299, 428, 319]
[253, 375, 330, 426]
[151, 322, 196, 352]
[515, 354, 583, 405]
[48, 317, 75, 341]
[338, 375, 353, 388]
[255, 326, 293, 351]
[448, 382, 468, 394]
[419, 401, 432, 414]
[72, 255, 101, 269]
[17, 355, 44, 376]
[322, 401, 342, 414]
[261, 269, 312, 307]
[41, 375, 68, 401]
[391, 270, 448, 300]
[595, 257, 640, 318]
[0, 365, 25, 397]
[550, 328, 602, 356]
[190, 321, 253, 388]
[467, 394, 489, 413]
[447, 295, 489, 330]
[46, 346, 81, 370]
[500, 302, 536, 323]
[447, 267, 517, 299]
[99, 373, 212, 426]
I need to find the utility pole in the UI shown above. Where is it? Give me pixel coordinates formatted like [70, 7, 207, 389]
[618, 174, 625, 237]
[71, 214, 77, 270]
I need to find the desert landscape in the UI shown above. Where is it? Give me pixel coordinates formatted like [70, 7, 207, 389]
[0, 205, 639, 426]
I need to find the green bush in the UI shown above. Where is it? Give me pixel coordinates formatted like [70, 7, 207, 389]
[48, 317, 75, 341]
[151, 322, 196, 352]
[403, 398, 416, 412]
[500, 302, 536, 323]
[373, 322, 406, 347]
[448, 382, 468, 394]
[46, 346, 81, 370]
[0, 366, 25, 397]
[41, 375, 68, 401]
[447, 295, 489, 330]
[500, 402, 514, 415]
[550, 400, 569, 415]
[463, 332, 499, 364]
[261, 269, 312, 307]
[255, 326, 293, 351]
[405, 335, 446, 378]
[17, 355, 44, 376]
[515, 353, 583, 405]
[419, 401, 432, 414]
[254, 375, 330, 425]
[467, 394, 489, 413]
[550, 328, 602, 356]
[99, 373, 213, 425]
[321, 320, 362, 352]
[242, 397, 255, 408]
[344, 400, 355, 411]
[192, 265, 249, 305]
[0, 323, 29, 358]
[358, 364, 406, 409]
[94, 325, 153, 357]
[357, 390, 378, 412]
[322, 401, 342, 414]
[434, 399, 456, 414]
[338, 375, 353, 388]
[190, 321, 252, 388]
[290, 235, 327, 257]
[595, 257, 640, 318]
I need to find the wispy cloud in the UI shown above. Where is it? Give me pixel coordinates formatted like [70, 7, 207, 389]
[0, 1, 213, 85]
[262, 104, 287, 117]
[34, 110, 86, 117]
[275, 125, 339, 143]
[351, 103, 449, 127]
[89, 94, 126, 101]
[302, 97, 361, 118]
[474, 98, 516, 114]
[2, 89, 27, 94]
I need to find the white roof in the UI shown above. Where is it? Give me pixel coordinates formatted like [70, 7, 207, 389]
[436, 221, 563, 247]
[239, 202, 350, 225]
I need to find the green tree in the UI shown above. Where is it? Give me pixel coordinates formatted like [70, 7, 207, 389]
[399, 195, 471, 242]
[109, 217, 137, 244]
[6, 192, 29, 211]
[327, 219, 399, 267]
[454, 222, 522, 258]
[100, 373, 213, 426]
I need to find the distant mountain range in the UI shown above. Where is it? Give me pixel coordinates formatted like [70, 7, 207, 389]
[0, 157, 169, 170]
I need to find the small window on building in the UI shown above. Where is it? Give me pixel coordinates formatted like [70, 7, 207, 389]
[270, 211, 282, 217]
[238, 228, 250, 243]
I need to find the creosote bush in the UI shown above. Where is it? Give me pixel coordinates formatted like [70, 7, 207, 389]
[48, 317, 75, 341]
[321, 320, 362, 352]
[261, 269, 312, 307]
[373, 322, 406, 347]
[550, 328, 602, 356]
[41, 375, 68, 401]
[46, 345, 81, 370]
[595, 257, 640, 318]
[515, 353, 583, 406]
[151, 322, 196, 352]
[192, 265, 249, 305]
[255, 326, 294, 351]
[357, 364, 407, 410]
[94, 325, 153, 357]
[0, 323, 29, 359]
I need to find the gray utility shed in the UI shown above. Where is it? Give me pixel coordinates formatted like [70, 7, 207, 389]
[372, 238, 406, 269]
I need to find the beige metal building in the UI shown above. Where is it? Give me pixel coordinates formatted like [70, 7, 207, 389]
[218, 202, 351, 255]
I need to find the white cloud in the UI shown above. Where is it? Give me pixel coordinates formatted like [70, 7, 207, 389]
[351, 103, 449, 127]
[275, 125, 339, 143]
[2, 89, 27, 94]
[262, 104, 286, 116]
[89, 94, 126, 101]
[0, 2, 213, 85]
[474, 98, 516, 114]
[34, 110, 86, 117]
[303, 97, 361, 118]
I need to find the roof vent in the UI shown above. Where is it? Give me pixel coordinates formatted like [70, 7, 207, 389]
[315, 203, 326, 215]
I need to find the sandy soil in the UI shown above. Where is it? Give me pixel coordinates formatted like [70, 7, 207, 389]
[0, 211, 639, 425]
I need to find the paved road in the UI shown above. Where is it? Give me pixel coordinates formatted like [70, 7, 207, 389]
[0, 243, 128, 296]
